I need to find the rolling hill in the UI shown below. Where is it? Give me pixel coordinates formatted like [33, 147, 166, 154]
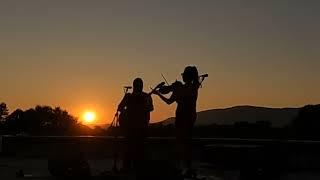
[157, 106, 300, 127]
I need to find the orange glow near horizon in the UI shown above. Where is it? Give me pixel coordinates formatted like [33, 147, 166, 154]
[71, 103, 112, 125]
[82, 111, 96, 124]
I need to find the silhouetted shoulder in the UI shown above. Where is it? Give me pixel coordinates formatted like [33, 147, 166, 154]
[173, 81, 183, 87]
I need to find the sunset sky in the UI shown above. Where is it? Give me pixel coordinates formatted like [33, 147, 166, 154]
[1, 1, 319, 125]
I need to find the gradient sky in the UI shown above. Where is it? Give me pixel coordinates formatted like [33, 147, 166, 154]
[1, 0, 320, 125]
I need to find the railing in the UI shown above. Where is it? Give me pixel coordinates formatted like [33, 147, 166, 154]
[2, 135, 320, 170]
[2, 135, 320, 154]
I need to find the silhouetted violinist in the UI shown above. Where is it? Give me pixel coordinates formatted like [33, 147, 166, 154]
[153, 66, 207, 178]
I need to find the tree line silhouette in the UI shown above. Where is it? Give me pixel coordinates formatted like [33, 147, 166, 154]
[0, 103, 102, 136]
[1, 102, 320, 139]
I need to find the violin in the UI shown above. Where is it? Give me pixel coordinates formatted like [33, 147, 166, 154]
[157, 81, 183, 94]
[148, 81, 180, 95]
[148, 82, 166, 95]
[153, 73, 209, 95]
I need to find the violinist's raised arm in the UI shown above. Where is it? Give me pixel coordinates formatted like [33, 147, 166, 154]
[154, 90, 175, 105]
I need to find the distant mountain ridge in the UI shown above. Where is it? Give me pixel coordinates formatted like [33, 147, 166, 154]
[157, 105, 300, 127]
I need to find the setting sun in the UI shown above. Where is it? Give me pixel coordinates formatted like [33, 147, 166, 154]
[83, 111, 96, 123]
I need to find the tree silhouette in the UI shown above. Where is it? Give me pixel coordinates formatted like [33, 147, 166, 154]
[0, 102, 9, 122]
[5, 109, 24, 133]
[4, 105, 79, 135]
[291, 104, 320, 139]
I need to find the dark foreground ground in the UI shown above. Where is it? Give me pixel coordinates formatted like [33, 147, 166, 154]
[1, 158, 320, 180]
[2, 136, 320, 179]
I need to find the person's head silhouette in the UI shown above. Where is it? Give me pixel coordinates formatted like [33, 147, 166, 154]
[133, 78, 143, 94]
[182, 66, 199, 84]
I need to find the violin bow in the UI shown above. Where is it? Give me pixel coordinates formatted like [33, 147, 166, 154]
[161, 73, 170, 86]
